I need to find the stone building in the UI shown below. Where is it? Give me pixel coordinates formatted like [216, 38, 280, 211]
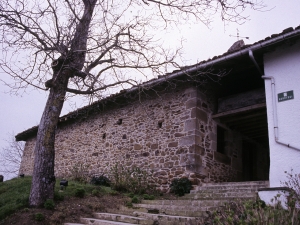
[17, 26, 300, 192]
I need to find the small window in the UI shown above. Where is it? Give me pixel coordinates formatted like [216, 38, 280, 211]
[116, 119, 122, 125]
[102, 133, 106, 139]
[217, 126, 226, 154]
[158, 121, 163, 128]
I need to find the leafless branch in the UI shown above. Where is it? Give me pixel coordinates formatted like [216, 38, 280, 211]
[0, 134, 25, 177]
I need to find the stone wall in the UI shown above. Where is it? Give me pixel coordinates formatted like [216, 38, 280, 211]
[19, 85, 256, 191]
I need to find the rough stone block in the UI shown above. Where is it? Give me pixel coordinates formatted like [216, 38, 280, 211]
[179, 135, 195, 146]
[168, 142, 178, 147]
[151, 144, 158, 149]
[134, 144, 142, 150]
[194, 135, 202, 145]
[189, 145, 205, 156]
[184, 119, 199, 131]
[191, 108, 208, 123]
[142, 152, 150, 157]
[185, 98, 197, 109]
[174, 133, 185, 137]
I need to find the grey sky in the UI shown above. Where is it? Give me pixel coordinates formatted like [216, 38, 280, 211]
[1, 0, 300, 180]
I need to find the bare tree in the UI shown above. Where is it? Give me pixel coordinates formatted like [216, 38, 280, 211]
[0, 0, 264, 206]
[0, 135, 25, 179]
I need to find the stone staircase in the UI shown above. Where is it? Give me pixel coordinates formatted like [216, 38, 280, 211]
[64, 180, 269, 225]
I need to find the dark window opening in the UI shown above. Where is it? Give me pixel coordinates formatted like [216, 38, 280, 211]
[217, 126, 226, 154]
[158, 121, 163, 128]
[117, 119, 122, 125]
[102, 133, 106, 139]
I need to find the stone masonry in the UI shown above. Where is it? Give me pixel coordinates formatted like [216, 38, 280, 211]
[19, 84, 264, 191]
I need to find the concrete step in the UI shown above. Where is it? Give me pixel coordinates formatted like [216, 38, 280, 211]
[132, 203, 218, 217]
[132, 211, 202, 224]
[80, 218, 137, 225]
[64, 223, 85, 225]
[182, 191, 256, 200]
[65, 181, 268, 225]
[200, 180, 269, 187]
[93, 213, 152, 225]
[139, 198, 254, 207]
[192, 181, 269, 192]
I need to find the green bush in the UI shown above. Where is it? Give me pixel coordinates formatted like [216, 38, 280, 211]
[109, 190, 119, 196]
[90, 175, 111, 186]
[91, 188, 102, 196]
[170, 177, 192, 196]
[131, 196, 139, 203]
[54, 191, 64, 201]
[128, 192, 135, 198]
[34, 213, 45, 221]
[74, 188, 85, 198]
[110, 163, 154, 194]
[44, 199, 55, 210]
[70, 163, 90, 183]
[203, 199, 300, 225]
[143, 194, 155, 200]
[125, 202, 133, 207]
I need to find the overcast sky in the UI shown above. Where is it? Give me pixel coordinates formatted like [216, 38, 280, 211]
[1, 0, 300, 180]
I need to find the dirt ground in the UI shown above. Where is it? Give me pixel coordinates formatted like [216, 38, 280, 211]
[0, 194, 127, 225]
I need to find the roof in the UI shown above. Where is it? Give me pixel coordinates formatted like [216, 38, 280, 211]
[16, 26, 300, 141]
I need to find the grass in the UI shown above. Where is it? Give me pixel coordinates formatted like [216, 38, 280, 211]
[0, 176, 116, 221]
[0, 176, 31, 220]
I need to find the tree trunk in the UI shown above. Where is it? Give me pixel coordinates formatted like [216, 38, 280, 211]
[29, 73, 69, 207]
[28, 0, 97, 207]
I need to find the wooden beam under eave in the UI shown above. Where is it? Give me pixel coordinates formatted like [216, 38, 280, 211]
[212, 103, 266, 119]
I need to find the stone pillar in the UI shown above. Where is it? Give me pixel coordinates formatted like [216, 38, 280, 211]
[178, 88, 211, 184]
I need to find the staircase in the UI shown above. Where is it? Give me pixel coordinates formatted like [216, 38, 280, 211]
[64, 180, 269, 225]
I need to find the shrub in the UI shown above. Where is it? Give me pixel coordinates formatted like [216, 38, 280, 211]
[170, 177, 192, 196]
[91, 188, 102, 197]
[282, 169, 300, 206]
[126, 202, 133, 207]
[110, 163, 154, 194]
[34, 213, 45, 221]
[44, 199, 55, 210]
[74, 188, 85, 198]
[54, 191, 64, 201]
[128, 193, 135, 198]
[70, 163, 90, 183]
[203, 199, 300, 225]
[143, 194, 155, 200]
[109, 190, 119, 196]
[90, 175, 111, 186]
[131, 196, 139, 203]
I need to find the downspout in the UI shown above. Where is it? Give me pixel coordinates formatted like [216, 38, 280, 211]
[249, 50, 300, 151]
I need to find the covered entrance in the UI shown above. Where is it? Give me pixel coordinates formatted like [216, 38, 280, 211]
[208, 51, 270, 182]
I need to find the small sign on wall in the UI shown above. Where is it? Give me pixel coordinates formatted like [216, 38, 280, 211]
[278, 90, 294, 102]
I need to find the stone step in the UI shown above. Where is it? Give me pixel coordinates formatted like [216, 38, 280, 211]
[200, 180, 269, 187]
[93, 213, 152, 225]
[80, 218, 137, 225]
[132, 211, 201, 224]
[64, 223, 85, 225]
[132, 203, 220, 217]
[182, 192, 256, 200]
[139, 198, 255, 207]
[64, 181, 268, 225]
[193, 183, 268, 192]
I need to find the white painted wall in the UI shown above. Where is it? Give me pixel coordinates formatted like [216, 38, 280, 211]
[264, 40, 300, 187]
